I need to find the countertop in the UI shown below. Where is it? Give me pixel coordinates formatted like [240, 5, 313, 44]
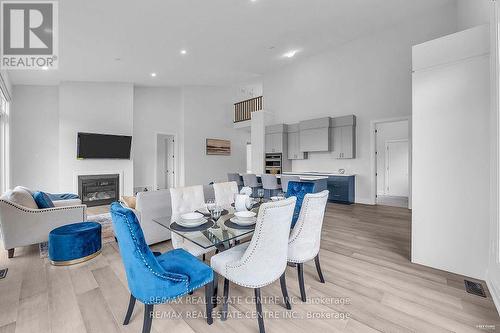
[283, 171, 355, 177]
[239, 173, 328, 181]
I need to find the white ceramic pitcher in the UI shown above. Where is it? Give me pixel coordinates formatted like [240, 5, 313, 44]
[235, 194, 251, 212]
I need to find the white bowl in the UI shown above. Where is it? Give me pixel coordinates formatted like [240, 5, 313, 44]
[178, 217, 206, 227]
[181, 212, 204, 220]
[234, 211, 256, 222]
[230, 216, 256, 226]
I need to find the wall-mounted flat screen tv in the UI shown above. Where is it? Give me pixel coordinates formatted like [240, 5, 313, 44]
[77, 132, 132, 159]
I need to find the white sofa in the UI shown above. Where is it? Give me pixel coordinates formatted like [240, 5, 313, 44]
[0, 187, 87, 258]
[129, 185, 215, 246]
[130, 190, 172, 245]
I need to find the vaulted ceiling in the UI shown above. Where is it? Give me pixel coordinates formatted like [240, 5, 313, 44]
[7, 0, 456, 87]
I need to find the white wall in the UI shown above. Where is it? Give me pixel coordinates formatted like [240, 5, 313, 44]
[457, 0, 491, 30]
[412, 26, 490, 279]
[487, 0, 500, 312]
[182, 86, 249, 186]
[263, 3, 457, 204]
[58, 82, 134, 196]
[133, 87, 182, 191]
[11, 85, 59, 191]
[376, 120, 409, 195]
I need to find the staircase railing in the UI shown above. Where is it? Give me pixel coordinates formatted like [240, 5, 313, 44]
[234, 96, 262, 123]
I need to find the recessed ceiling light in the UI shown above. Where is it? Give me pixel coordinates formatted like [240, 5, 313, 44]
[41, 66, 49, 70]
[150, 72, 157, 77]
[180, 49, 187, 55]
[283, 50, 298, 58]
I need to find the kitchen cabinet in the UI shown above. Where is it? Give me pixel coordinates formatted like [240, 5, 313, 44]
[265, 124, 287, 154]
[330, 115, 356, 159]
[265, 133, 283, 153]
[287, 124, 307, 160]
[327, 175, 355, 204]
[299, 117, 330, 152]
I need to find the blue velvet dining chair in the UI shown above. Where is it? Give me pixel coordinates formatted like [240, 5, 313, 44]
[109, 202, 214, 333]
[286, 181, 316, 228]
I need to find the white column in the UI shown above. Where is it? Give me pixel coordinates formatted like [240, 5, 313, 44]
[250, 110, 273, 174]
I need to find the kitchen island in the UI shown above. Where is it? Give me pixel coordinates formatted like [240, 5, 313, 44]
[238, 173, 328, 193]
[282, 172, 355, 204]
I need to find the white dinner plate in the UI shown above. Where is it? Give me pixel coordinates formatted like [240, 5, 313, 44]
[230, 216, 257, 226]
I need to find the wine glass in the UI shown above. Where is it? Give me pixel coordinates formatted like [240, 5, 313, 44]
[257, 188, 265, 203]
[206, 199, 216, 215]
[211, 205, 222, 229]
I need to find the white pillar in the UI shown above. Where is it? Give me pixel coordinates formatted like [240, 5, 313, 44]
[250, 110, 273, 174]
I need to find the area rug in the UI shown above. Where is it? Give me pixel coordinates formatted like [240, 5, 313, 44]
[39, 213, 115, 258]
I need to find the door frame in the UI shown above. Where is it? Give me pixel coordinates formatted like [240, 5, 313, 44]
[384, 139, 409, 196]
[369, 116, 411, 207]
[154, 132, 178, 190]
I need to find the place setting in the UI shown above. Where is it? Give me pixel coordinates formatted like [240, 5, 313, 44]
[170, 212, 214, 232]
[225, 210, 257, 230]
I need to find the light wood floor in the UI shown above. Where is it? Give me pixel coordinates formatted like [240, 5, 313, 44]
[1, 203, 499, 333]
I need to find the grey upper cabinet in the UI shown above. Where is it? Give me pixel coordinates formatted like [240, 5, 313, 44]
[330, 115, 356, 159]
[265, 124, 286, 154]
[287, 124, 307, 160]
[299, 117, 330, 152]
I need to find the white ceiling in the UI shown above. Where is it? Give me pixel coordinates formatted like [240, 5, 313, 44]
[8, 0, 455, 87]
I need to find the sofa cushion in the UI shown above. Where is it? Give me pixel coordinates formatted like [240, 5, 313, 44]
[53, 199, 82, 207]
[2, 188, 38, 209]
[33, 191, 55, 209]
[47, 193, 80, 201]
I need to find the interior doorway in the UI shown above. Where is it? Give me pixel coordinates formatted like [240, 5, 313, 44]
[156, 134, 176, 190]
[375, 120, 409, 208]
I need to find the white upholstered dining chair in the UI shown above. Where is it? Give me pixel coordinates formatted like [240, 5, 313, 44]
[169, 185, 212, 257]
[287, 190, 329, 301]
[210, 197, 296, 333]
[213, 181, 238, 209]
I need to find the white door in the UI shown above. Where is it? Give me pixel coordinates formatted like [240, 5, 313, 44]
[385, 140, 408, 196]
[156, 134, 175, 190]
[165, 136, 175, 188]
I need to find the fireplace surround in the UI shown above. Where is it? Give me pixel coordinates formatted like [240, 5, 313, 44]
[78, 174, 119, 207]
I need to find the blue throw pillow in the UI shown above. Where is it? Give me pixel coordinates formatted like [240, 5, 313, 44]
[33, 191, 55, 209]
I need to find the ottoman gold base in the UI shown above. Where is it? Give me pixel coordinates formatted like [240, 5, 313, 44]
[50, 250, 102, 266]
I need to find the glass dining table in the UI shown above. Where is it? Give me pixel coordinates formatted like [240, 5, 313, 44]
[152, 206, 260, 252]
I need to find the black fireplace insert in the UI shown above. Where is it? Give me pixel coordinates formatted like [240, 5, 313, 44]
[78, 174, 119, 207]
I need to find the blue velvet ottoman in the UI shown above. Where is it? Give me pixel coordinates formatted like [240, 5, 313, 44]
[49, 222, 102, 266]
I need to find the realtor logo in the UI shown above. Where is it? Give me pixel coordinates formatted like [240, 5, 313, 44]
[0, 1, 58, 69]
